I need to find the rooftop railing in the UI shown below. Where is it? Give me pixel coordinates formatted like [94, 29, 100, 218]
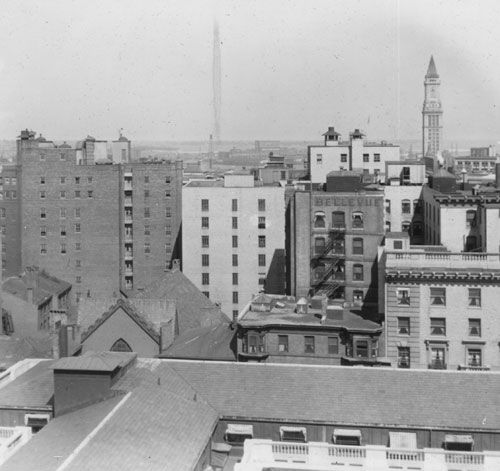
[234, 439, 500, 471]
[386, 251, 500, 270]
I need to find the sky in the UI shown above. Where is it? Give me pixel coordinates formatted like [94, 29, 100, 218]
[0, 0, 500, 144]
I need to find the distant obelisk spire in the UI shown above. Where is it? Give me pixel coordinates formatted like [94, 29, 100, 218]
[213, 20, 222, 143]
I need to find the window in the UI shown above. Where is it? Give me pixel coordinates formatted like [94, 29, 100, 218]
[314, 211, 326, 228]
[258, 236, 266, 248]
[75, 190, 81, 199]
[468, 288, 481, 307]
[397, 347, 410, 368]
[76, 260, 81, 268]
[332, 211, 345, 228]
[258, 216, 266, 229]
[430, 347, 446, 369]
[76, 276, 82, 284]
[341, 154, 347, 163]
[385, 221, 391, 232]
[144, 176, 150, 183]
[232, 217, 238, 229]
[165, 176, 171, 184]
[40, 208, 46, 219]
[201, 217, 209, 229]
[75, 177, 80, 184]
[40, 226, 46, 237]
[467, 349, 482, 367]
[87, 176, 92, 184]
[353, 264, 363, 281]
[374, 153, 380, 162]
[430, 318, 446, 336]
[202, 236, 209, 248]
[40, 191, 46, 199]
[402, 221, 411, 232]
[11, 191, 16, 199]
[466, 210, 476, 227]
[385, 199, 391, 213]
[60, 243, 67, 254]
[258, 254, 266, 266]
[232, 291, 239, 304]
[413, 199, 422, 214]
[353, 290, 363, 303]
[87, 190, 93, 198]
[258, 199, 266, 211]
[352, 211, 364, 228]
[60, 208, 66, 219]
[142, 208, 150, 219]
[60, 176, 66, 184]
[352, 238, 363, 255]
[40, 244, 47, 255]
[232, 273, 238, 285]
[232, 235, 238, 248]
[60, 153, 66, 161]
[232, 254, 238, 267]
[110, 338, 132, 353]
[363, 154, 369, 162]
[412, 222, 423, 236]
[316, 154, 323, 164]
[165, 208, 171, 218]
[144, 243, 151, 254]
[258, 274, 266, 285]
[202, 292, 210, 298]
[397, 317, 410, 335]
[304, 336, 315, 353]
[202, 254, 209, 267]
[278, 335, 289, 353]
[314, 237, 325, 255]
[75, 242, 81, 251]
[232, 199, 238, 211]
[430, 287, 446, 306]
[40, 153, 45, 161]
[144, 190, 150, 199]
[60, 226, 66, 236]
[354, 339, 370, 358]
[402, 199, 411, 214]
[328, 337, 339, 355]
[144, 225, 150, 236]
[201, 199, 209, 211]
[397, 288, 410, 305]
[202, 273, 209, 285]
[468, 319, 481, 337]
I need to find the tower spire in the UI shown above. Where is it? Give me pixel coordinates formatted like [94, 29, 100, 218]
[422, 56, 443, 162]
[426, 55, 439, 79]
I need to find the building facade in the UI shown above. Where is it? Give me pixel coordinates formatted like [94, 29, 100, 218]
[309, 127, 400, 184]
[0, 130, 182, 300]
[182, 173, 285, 319]
[288, 181, 384, 317]
[383, 235, 500, 370]
[422, 56, 443, 158]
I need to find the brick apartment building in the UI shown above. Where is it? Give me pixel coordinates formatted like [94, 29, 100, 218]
[287, 172, 384, 317]
[0, 130, 182, 300]
[182, 173, 285, 319]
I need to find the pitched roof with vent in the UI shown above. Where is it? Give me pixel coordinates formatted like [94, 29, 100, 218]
[80, 298, 161, 344]
[132, 268, 230, 331]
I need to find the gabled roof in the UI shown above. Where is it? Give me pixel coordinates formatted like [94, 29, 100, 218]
[160, 323, 236, 361]
[132, 268, 230, 331]
[81, 298, 161, 344]
[426, 55, 439, 78]
[3, 268, 71, 306]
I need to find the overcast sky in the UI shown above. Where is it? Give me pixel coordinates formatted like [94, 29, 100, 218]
[0, 0, 499, 144]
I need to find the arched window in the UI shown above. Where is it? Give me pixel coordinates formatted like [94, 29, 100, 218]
[351, 212, 364, 228]
[314, 211, 326, 228]
[110, 338, 133, 353]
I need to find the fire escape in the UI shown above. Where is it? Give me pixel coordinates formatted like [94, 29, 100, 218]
[311, 224, 346, 299]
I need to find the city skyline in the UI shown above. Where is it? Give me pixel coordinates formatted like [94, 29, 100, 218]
[1, 0, 500, 143]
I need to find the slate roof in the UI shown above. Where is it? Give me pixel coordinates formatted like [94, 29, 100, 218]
[0, 360, 54, 409]
[0, 335, 54, 371]
[3, 268, 71, 306]
[132, 267, 230, 331]
[52, 351, 136, 372]
[80, 298, 161, 344]
[160, 323, 236, 361]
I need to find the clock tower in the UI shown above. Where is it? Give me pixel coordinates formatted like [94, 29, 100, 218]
[422, 56, 443, 159]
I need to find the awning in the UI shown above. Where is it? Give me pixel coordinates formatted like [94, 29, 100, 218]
[280, 426, 306, 434]
[280, 426, 307, 442]
[389, 432, 417, 449]
[226, 424, 254, 436]
[445, 434, 474, 444]
[333, 429, 362, 438]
